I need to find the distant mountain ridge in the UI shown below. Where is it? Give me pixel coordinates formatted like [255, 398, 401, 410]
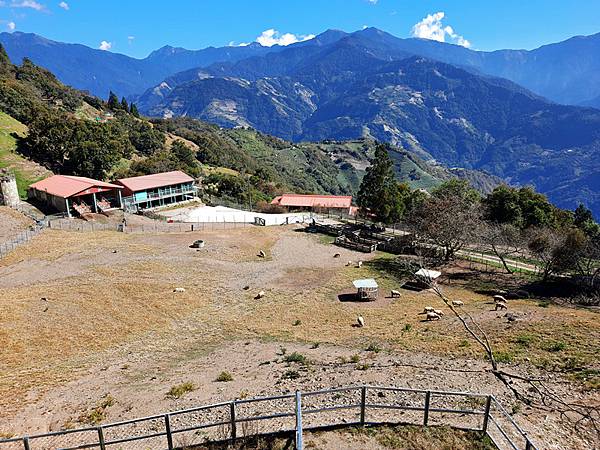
[4, 28, 600, 105]
[0, 32, 284, 98]
[135, 32, 600, 216]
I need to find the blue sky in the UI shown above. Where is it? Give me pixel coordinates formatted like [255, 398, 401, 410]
[1, 0, 599, 58]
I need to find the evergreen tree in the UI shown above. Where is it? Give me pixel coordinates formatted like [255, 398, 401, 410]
[357, 143, 406, 224]
[0, 44, 13, 76]
[107, 91, 119, 110]
[129, 103, 140, 118]
[121, 97, 129, 111]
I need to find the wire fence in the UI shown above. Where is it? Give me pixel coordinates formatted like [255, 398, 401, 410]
[0, 385, 537, 450]
[0, 225, 44, 259]
[46, 219, 253, 234]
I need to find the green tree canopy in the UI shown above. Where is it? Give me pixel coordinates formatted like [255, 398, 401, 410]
[483, 185, 568, 229]
[107, 91, 120, 110]
[357, 143, 407, 224]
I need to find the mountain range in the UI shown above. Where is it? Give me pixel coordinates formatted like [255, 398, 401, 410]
[3, 28, 600, 107]
[1, 28, 600, 216]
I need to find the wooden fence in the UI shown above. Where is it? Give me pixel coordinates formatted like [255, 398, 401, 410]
[0, 385, 538, 450]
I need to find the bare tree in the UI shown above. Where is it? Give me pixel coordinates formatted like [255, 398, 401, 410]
[478, 223, 525, 274]
[527, 227, 587, 281]
[410, 191, 481, 262]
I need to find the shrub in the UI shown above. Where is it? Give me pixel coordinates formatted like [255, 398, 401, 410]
[458, 339, 470, 348]
[310, 342, 320, 349]
[515, 334, 535, 347]
[403, 324, 412, 332]
[366, 343, 381, 353]
[292, 319, 302, 326]
[282, 370, 300, 380]
[215, 371, 234, 382]
[356, 363, 370, 371]
[350, 354, 360, 363]
[284, 352, 308, 365]
[545, 341, 566, 352]
[493, 351, 514, 363]
[257, 201, 287, 214]
[167, 382, 196, 399]
[79, 395, 115, 424]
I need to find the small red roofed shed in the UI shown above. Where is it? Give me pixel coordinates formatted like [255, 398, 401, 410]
[271, 194, 353, 214]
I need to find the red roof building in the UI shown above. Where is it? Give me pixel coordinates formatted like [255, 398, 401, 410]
[271, 194, 353, 214]
[28, 175, 123, 217]
[115, 171, 197, 212]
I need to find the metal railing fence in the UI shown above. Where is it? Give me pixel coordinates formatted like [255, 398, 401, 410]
[0, 385, 538, 450]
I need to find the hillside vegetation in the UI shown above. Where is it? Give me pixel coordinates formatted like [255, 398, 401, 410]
[138, 31, 600, 216]
[0, 112, 49, 197]
[0, 44, 501, 205]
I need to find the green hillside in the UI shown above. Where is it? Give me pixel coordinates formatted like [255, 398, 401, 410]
[0, 111, 49, 197]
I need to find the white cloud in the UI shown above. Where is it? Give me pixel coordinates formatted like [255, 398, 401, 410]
[127, 35, 135, 44]
[367, 0, 378, 4]
[10, 0, 45, 10]
[255, 29, 315, 47]
[411, 11, 471, 48]
[7, 21, 15, 30]
[98, 40, 112, 51]
[58, 1, 68, 10]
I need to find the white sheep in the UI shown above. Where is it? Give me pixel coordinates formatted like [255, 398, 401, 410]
[258, 250, 266, 258]
[173, 287, 186, 293]
[390, 289, 401, 298]
[493, 295, 507, 304]
[346, 261, 353, 267]
[255, 290, 266, 300]
[357, 261, 363, 268]
[495, 301, 508, 311]
[422, 306, 434, 314]
[433, 309, 445, 316]
[426, 312, 441, 321]
[357, 316, 365, 327]
[451, 300, 464, 307]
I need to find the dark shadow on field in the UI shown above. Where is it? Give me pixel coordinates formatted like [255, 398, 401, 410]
[338, 292, 359, 302]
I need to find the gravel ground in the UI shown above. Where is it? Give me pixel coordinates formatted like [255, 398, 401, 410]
[0, 206, 33, 242]
[0, 226, 598, 450]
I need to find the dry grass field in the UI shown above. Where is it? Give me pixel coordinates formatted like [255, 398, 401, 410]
[0, 224, 598, 448]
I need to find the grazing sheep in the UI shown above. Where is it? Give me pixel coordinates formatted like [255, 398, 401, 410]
[451, 300, 464, 307]
[242, 285, 250, 291]
[426, 312, 441, 321]
[357, 316, 365, 327]
[255, 290, 266, 300]
[258, 250, 266, 258]
[346, 261, 353, 267]
[493, 295, 507, 304]
[333, 253, 341, 258]
[433, 309, 445, 316]
[173, 287, 186, 293]
[495, 301, 508, 311]
[390, 289, 401, 298]
[357, 261, 363, 268]
[422, 306, 434, 313]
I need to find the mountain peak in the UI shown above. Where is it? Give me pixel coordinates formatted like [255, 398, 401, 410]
[314, 29, 348, 44]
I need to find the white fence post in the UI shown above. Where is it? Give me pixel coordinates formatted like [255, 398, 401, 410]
[295, 391, 303, 450]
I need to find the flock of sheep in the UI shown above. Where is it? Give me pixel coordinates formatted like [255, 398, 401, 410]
[174, 244, 512, 329]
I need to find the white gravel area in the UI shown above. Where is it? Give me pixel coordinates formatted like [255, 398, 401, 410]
[160, 205, 314, 226]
